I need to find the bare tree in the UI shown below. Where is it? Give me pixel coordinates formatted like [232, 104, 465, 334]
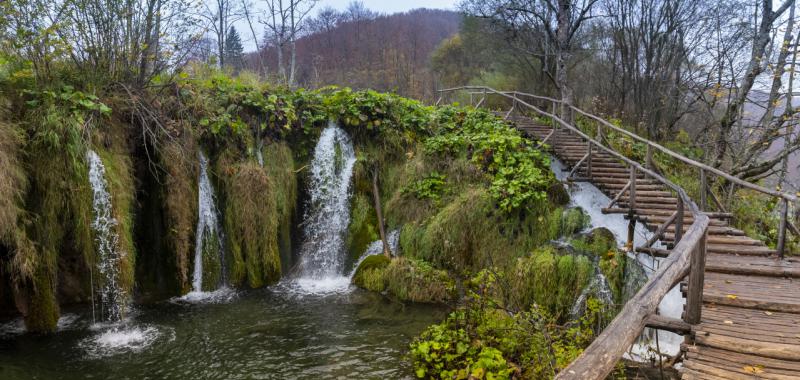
[462, 0, 601, 120]
[199, 0, 243, 68]
[262, 0, 318, 85]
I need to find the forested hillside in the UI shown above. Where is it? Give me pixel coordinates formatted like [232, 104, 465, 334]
[249, 8, 460, 100]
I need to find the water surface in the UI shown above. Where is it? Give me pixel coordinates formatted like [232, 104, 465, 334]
[0, 288, 446, 379]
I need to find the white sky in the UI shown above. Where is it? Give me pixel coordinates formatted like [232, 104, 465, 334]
[234, 0, 461, 51]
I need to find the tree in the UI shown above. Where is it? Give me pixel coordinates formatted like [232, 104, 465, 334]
[199, 0, 242, 68]
[262, 0, 319, 86]
[462, 0, 601, 120]
[225, 27, 245, 72]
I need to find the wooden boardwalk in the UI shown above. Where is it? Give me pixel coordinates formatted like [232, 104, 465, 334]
[514, 115, 800, 380]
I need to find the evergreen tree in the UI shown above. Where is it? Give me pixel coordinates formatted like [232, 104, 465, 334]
[224, 27, 244, 72]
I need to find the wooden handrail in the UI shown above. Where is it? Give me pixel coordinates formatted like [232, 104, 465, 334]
[437, 86, 711, 379]
[438, 86, 797, 202]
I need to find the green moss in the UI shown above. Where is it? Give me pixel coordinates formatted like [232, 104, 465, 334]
[160, 135, 199, 293]
[561, 207, 589, 236]
[507, 247, 593, 320]
[218, 154, 282, 288]
[352, 255, 391, 292]
[383, 258, 456, 303]
[346, 194, 379, 263]
[571, 228, 626, 303]
[261, 142, 297, 273]
[353, 256, 455, 303]
[24, 260, 59, 333]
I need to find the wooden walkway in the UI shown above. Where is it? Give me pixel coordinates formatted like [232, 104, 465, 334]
[513, 115, 800, 380]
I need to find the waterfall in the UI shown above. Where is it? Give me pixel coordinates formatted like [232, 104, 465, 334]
[86, 150, 127, 322]
[296, 123, 357, 279]
[570, 269, 614, 318]
[348, 230, 400, 279]
[192, 152, 226, 292]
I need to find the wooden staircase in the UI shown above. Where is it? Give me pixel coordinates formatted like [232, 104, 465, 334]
[514, 115, 800, 380]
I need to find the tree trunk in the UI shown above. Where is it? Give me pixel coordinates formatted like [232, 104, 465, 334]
[556, 0, 573, 123]
[371, 169, 390, 258]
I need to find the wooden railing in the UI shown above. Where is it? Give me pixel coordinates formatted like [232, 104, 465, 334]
[435, 86, 795, 379]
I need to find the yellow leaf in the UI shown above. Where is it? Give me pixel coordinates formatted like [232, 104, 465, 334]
[726, 294, 738, 300]
[743, 365, 764, 374]
[765, 311, 773, 316]
[724, 320, 734, 324]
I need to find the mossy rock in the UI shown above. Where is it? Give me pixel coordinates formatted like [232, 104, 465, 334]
[560, 207, 590, 236]
[384, 258, 455, 303]
[346, 194, 379, 264]
[547, 182, 570, 205]
[507, 247, 593, 321]
[352, 255, 391, 292]
[353, 257, 455, 304]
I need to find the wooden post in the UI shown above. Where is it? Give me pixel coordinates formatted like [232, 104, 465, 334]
[699, 169, 707, 211]
[596, 123, 603, 145]
[469, 92, 474, 106]
[551, 101, 557, 129]
[482, 87, 486, 108]
[684, 231, 707, 324]
[587, 142, 593, 178]
[627, 166, 637, 249]
[777, 198, 788, 258]
[675, 198, 684, 244]
[645, 145, 654, 169]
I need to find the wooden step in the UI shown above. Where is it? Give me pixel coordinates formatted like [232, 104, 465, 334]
[704, 254, 800, 278]
[702, 272, 800, 313]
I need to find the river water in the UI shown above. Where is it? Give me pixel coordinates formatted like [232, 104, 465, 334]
[0, 288, 445, 379]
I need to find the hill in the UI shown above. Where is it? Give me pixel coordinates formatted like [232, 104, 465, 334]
[248, 8, 460, 100]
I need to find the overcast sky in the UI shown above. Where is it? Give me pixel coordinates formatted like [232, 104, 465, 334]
[234, 0, 461, 51]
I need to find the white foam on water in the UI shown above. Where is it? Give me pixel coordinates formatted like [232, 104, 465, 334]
[79, 323, 172, 358]
[0, 318, 25, 338]
[173, 286, 237, 304]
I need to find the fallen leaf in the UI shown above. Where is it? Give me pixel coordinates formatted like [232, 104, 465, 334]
[765, 311, 773, 316]
[725, 280, 733, 284]
[724, 320, 734, 324]
[743, 365, 764, 374]
[726, 294, 738, 300]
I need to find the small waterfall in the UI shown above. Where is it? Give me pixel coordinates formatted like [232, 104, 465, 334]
[86, 150, 127, 322]
[570, 269, 614, 318]
[296, 123, 357, 279]
[551, 157, 683, 358]
[192, 152, 226, 292]
[348, 230, 400, 279]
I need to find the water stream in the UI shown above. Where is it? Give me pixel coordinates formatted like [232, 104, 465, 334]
[86, 150, 128, 323]
[550, 157, 684, 360]
[189, 152, 226, 295]
[288, 123, 357, 294]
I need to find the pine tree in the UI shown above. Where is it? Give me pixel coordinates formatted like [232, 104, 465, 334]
[224, 27, 244, 72]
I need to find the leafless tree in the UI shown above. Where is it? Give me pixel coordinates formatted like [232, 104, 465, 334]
[261, 0, 318, 85]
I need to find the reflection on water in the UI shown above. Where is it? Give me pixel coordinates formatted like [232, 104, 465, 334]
[0, 289, 446, 379]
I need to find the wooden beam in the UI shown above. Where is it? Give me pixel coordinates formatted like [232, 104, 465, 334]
[644, 314, 691, 335]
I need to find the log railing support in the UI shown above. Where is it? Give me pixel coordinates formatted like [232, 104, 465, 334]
[627, 166, 637, 249]
[587, 142, 593, 179]
[645, 145, 654, 170]
[777, 198, 789, 258]
[675, 198, 684, 244]
[684, 231, 707, 324]
[699, 169, 707, 211]
[551, 101, 557, 129]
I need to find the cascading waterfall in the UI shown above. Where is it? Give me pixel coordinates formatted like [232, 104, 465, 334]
[550, 157, 684, 358]
[292, 123, 356, 291]
[192, 152, 226, 293]
[86, 150, 127, 322]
